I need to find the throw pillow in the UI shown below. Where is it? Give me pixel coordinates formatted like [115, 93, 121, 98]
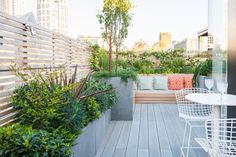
[184, 76, 193, 89]
[153, 76, 168, 90]
[168, 76, 184, 90]
[138, 77, 153, 90]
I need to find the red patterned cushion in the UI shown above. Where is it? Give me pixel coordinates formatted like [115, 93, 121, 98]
[184, 76, 193, 89]
[168, 76, 184, 90]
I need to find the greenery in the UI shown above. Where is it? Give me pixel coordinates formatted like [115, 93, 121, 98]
[193, 59, 213, 86]
[93, 68, 137, 83]
[0, 124, 73, 157]
[85, 97, 102, 123]
[97, 0, 132, 71]
[90, 45, 137, 82]
[90, 44, 110, 71]
[0, 65, 117, 157]
[84, 80, 117, 112]
[152, 49, 199, 73]
[90, 45, 208, 77]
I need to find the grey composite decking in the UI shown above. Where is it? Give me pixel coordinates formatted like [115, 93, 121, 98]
[95, 104, 208, 157]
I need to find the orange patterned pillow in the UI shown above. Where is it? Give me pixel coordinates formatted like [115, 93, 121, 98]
[184, 77, 193, 89]
[168, 76, 184, 90]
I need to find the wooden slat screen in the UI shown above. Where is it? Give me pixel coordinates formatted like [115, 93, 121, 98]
[0, 12, 91, 126]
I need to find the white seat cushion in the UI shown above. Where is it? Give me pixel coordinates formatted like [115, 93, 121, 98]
[138, 77, 153, 90]
[153, 76, 168, 90]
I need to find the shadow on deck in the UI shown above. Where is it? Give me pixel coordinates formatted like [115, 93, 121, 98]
[95, 104, 208, 157]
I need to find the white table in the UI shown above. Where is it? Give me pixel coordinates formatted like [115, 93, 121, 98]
[186, 93, 236, 118]
[186, 93, 236, 155]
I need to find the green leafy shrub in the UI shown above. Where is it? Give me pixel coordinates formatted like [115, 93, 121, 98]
[132, 59, 155, 74]
[193, 59, 213, 86]
[92, 68, 137, 83]
[12, 81, 85, 135]
[85, 97, 102, 123]
[84, 80, 117, 112]
[5, 65, 117, 156]
[90, 44, 110, 71]
[0, 124, 72, 157]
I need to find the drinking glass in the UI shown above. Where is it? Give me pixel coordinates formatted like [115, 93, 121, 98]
[217, 80, 228, 102]
[205, 77, 214, 93]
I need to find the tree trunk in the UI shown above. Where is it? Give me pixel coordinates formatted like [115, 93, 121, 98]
[108, 37, 112, 72]
[115, 46, 119, 73]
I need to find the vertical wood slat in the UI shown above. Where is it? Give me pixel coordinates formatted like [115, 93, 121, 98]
[0, 12, 91, 126]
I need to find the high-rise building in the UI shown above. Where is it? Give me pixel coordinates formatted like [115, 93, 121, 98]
[9, 0, 25, 16]
[0, 0, 24, 16]
[0, 0, 9, 13]
[159, 32, 172, 50]
[37, 0, 69, 35]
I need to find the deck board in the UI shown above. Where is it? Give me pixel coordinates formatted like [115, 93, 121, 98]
[148, 105, 161, 157]
[125, 104, 141, 157]
[96, 104, 208, 157]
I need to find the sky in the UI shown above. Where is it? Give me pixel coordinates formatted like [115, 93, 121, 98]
[25, 0, 208, 48]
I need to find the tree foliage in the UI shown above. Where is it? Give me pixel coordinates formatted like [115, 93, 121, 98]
[97, 0, 132, 72]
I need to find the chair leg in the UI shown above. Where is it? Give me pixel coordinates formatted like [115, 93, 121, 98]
[180, 121, 188, 157]
[186, 124, 192, 157]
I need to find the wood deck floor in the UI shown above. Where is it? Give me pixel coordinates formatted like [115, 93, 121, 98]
[95, 104, 208, 157]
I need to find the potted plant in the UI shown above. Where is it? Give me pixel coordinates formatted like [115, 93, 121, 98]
[193, 59, 213, 88]
[92, 69, 137, 121]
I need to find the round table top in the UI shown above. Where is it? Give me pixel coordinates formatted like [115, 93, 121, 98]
[185, 93, 236, 106]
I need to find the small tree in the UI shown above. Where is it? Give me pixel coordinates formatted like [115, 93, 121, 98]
[97, 0, 132, 72]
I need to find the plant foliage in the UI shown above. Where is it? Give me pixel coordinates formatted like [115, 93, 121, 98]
[97, 0, 133, 71]
[0, 124, 72, 157]
[0, 65, 117, 157]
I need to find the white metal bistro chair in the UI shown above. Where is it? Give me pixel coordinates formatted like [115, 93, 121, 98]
[204, 118, 236, 157]
[175, 88, 213, 157]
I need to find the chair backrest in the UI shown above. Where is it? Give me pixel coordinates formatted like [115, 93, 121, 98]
[175, 88, 212, 119]
[206, 119, 236, 157]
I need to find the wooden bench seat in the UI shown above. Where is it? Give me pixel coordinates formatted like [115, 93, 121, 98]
[134, 90, 177, 104]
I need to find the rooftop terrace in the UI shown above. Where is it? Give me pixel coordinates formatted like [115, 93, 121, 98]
[96, 104, 207, 157]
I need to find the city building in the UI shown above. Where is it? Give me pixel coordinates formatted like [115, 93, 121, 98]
[197, 28, 213, 50]
[174, 38, 199, 56]
[37, 0, 69, 35]
[159, 32, 172, 51]
[132, 40, 150, 54]
[78, 36, 105, 48]
[0, 0, 25, 16]
[0, 0, 9, 13]
[174, 29, 210, 56]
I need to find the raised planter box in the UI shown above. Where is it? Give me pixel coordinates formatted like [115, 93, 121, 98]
[103, 77, 134, 121]
[198, 75, 207, 89]
[72, 109, 111, 157]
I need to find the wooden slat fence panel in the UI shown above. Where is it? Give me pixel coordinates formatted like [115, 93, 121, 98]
[0, 12, 91, 126]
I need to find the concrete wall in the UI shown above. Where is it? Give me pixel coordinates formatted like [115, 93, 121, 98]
[72, 109, 111, 157]
[104, 77, 134, 121]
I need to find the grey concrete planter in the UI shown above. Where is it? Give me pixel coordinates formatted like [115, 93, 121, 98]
[198, 75, 207, 89]
[103, 77, 134, 121]
[72, 109, 111, 157]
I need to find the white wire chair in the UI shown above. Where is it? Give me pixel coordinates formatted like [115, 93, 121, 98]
[205, 118, 236, 157]
[175, 88, 213, 157]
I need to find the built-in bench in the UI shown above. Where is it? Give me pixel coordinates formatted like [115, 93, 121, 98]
[134, 74, 193, 104]
[135, 90, 176, 104]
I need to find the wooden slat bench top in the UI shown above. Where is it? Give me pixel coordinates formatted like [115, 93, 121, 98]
[134, 90, 177, 104]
